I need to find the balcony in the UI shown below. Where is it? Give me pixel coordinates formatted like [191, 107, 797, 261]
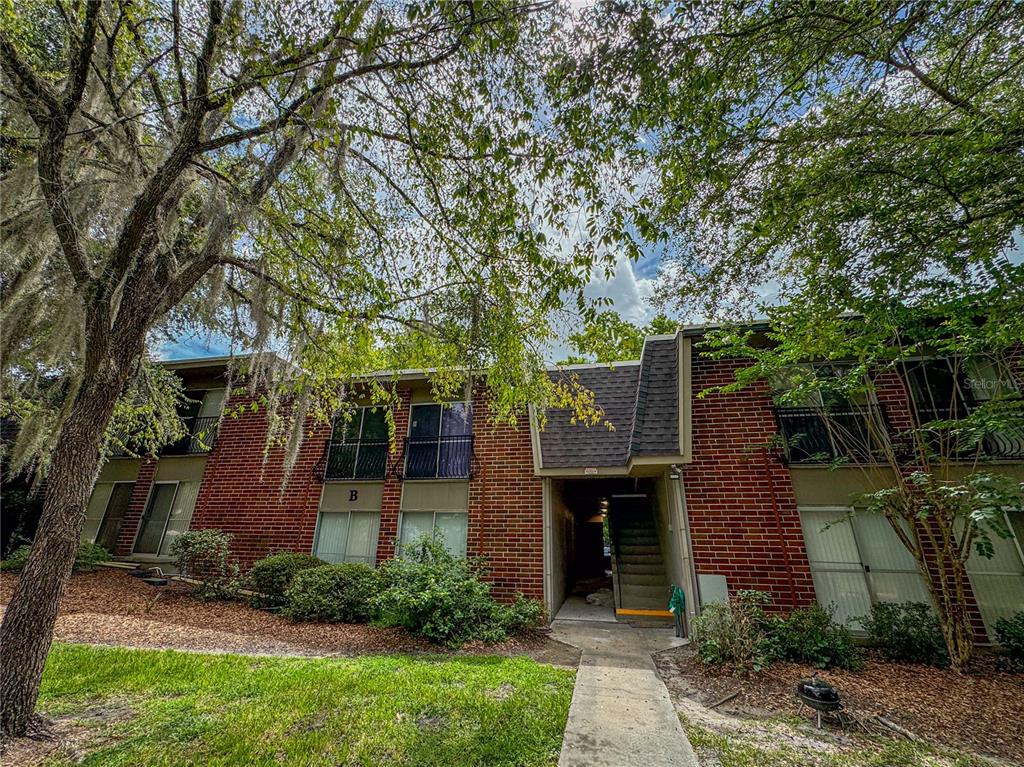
[775, 406, 888, 465]
[402, 434, 475, 479]
[158, 415, 221, 456]
[915, 406, 1024, 461]
[110, 415, 220, 457]
[319, 438, 389, 481]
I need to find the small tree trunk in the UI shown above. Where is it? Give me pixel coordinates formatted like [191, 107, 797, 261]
[923, 551, 975, 671]
[0, 365, 128, 737]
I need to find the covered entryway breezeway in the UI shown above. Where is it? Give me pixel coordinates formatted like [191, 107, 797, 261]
[545, 474, 688, 623]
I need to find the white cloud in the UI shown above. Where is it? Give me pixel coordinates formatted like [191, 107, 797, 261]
[584, 254, 656, 324]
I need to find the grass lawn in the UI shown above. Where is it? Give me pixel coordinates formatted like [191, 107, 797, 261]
[31, 643, 574, 767]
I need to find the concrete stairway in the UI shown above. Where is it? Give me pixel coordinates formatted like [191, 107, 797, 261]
[611, 505, 669, 611]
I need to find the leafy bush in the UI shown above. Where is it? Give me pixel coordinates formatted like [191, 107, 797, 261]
[861, 602, 948, 666]
[0, 545, 31, 572]
[283, 563, 378, 623]
[1, 542, 112, 572]
[691, 590, 777, 671]
[994, 612, 1024, 662]
[771, 604, 860, 670]
[373, 534, 542, 647]
[247, 552, 326, 608]
[501, 594, 547, 634]
[169, 529, 240, 601]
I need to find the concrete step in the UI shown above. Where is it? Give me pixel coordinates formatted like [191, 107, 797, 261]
[615, 533, 660, 546]
[617, 544, 661, 556]
[619, 583, 668, 600]
[616, 572, 667, 587]
[618, 594, 670, 610]
[617, 561, 667, 575]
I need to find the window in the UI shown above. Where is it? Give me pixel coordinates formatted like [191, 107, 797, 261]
[799, 507, 930, 629]
[82, 482, 134, 551]
[398, 511, 468, 557]
[904, 357, 1022, 458]
[163, 389, 224, 455]
[772, 366, 882, 464]
[132, 481, 200, 556]
[314, 511, 380, 565]
[325, 407, 389, 480]
[405, 403, 473, 479]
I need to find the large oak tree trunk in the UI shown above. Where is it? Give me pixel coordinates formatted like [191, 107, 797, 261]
[0, 362, 131, 737]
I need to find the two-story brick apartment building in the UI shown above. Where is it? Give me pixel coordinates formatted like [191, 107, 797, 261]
[83, 329, 1024, 641]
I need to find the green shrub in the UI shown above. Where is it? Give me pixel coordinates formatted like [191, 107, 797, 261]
[501, 594, 547, 634]
[283, 563, 378, 623]
[0, 545, 31, 572]
[691, 590, 777, 671]
[1, 542, 112, 573]
[169, 529, 240, 601]
[994, 612, 1024, 661]
[861, 602, 948, 666]
[373, 534, 542, 647]
[247, 552, 326, 608]
[771, 604, 860, 670]
[75, 542, 112, 571]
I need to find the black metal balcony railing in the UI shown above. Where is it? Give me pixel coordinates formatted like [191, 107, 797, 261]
[110, 415, 220, 457]
[915, 406, 1024, 460]
[775, 406, 888, 465]
[403, 434, 475, 479]
[321, 439, 389, 481]
[161, 415, 221, 456]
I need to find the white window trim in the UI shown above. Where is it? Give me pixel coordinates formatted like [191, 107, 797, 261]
[798, 505, 929, 619]
[312, 509, 380, 566]
[396, 509, 469, 556]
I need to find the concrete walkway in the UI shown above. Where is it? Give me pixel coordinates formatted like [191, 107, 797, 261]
[551, 618, 697, 767]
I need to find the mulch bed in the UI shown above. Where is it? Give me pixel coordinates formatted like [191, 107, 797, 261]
[0, 569, 580, 668]
[654, 644, 1024, 764]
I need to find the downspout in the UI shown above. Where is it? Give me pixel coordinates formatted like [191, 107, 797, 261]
[762, 449, 797, 609]
[672, 469, 700, 626]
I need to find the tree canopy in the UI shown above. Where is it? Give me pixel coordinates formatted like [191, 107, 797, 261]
[559, 1, 1024, 320]
[560, 309, 677, 364]
[1, 0, 629, 477]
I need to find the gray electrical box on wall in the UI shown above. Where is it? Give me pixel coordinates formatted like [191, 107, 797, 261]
[697, 574, 728, 606]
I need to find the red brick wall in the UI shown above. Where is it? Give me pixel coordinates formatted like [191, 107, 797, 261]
[683, 354, 817, 611]
[113, 459, 157, 556]
[179, 384, 546, 601]
[469, 388, 545, 602]
[375, 389, 412, 562]
[188, 395, 328, 567]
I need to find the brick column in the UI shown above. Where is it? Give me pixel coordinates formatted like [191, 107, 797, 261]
[468, 388, 545, 602]
[874, 367, 989, 641]
[375, 388, 412, 563]
[114, 458, 157, 557]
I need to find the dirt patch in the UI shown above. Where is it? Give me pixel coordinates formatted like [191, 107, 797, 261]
[654, 644, 1024, 765]
[487, 682, 515, 700]
[0, 570, 580, 667]
[1, 704, 134, 767]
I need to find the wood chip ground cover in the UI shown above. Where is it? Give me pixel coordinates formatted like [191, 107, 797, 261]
[654, 645, 1024, 766]
[1, 643, 575, 767]
[0, 570, 580, 666]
